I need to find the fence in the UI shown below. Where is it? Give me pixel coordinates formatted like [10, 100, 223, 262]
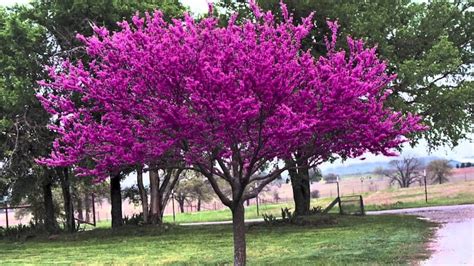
[323, 195, 365, 215]
[0, 205, 31, 228]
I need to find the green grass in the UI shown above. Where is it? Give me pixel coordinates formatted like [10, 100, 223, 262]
[0, 215, 435, 264]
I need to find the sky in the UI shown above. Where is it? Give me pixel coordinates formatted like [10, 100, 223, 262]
[3, 0, 473, 171]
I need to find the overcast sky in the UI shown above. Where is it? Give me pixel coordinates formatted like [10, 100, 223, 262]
[3, 0, 472, 171]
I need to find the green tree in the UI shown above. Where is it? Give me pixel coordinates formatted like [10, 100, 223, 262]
[1, 0, 186, 231]
[174, 171, 214, 213]
[219, 0, 473, 215]
[0, 6, 60, 233]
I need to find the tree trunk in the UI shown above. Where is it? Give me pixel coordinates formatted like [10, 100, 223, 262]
[85, 194, 91, 223]
[110, 173, 123, 228]
[149, 169, 162, 224]
[76, 195, 84, 221]
[42, 178, 58, 234]
[197, 197, 201, 212]
[136, 167, 149, 224]
[178, 199, 185, 213]
[299, 160, 311, 213]
[231, 202, 246, 266]
[287, 159, 310, 216]
[60, 168, 75, 233]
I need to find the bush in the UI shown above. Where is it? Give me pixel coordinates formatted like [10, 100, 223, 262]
[0, 221, 42, 240]
[310, 190, 320, 199]
[123, 213, 145, 225]
[309, 206, 323, 215]
[262, 213, 277, 224]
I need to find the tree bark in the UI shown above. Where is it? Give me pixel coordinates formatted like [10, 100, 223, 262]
[149, 169, 162, 224]
[197, 197, 201, 212]
[110, 173, 123, 228]
[85, 194, 91, 223]
[42, 177, 58, 234]
[299, 160, 311, 213]
[60, 168, 75, 233]
[136, 167, 149, 224]
[231, 202, 246, 266]
[76, 194, 84, 221]
[287, 158, 310, 216]
[178, 198, 185, 213]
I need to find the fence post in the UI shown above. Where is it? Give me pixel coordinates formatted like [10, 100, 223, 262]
[92, 194, 96, 226]
[172, 193, 176, 223]
[360, 195, 365, 215]
[256, 194, 259, 216]
[337, 197, 344, 214]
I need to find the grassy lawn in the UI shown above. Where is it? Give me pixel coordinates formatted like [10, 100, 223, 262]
[0, 215, 435, 264]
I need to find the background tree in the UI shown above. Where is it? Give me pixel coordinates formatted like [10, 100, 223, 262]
[174, 171, 213, 212]
[1, 0, 186, 231]
[377, 157, 424, 188]
[309, 167, 322, 183]
[0, 6, 59, 233]
[427, 159, 452, 184]
[323, 173, 338, 184]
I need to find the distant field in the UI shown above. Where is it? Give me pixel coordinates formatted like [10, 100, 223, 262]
[86, 180, 474, 226]
[364, 180, 474, 210]
[161, 180, 474, 223]
[0, 215, 435, 265]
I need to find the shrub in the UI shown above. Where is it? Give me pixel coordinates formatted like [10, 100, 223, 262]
[123, 213, 145, 225]
[310, 190, 320, 198]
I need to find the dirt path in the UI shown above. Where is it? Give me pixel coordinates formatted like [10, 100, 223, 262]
[368, 204, 474, 265]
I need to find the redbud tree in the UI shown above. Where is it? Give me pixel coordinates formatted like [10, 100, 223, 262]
[37, 1, 424, 264]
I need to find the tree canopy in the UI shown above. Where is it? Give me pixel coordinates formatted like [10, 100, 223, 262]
[220, 0, 473, 149]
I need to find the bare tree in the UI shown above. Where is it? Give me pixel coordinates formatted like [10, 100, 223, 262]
[378, 157, 423, 188]
[427, 159, 452, 184]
